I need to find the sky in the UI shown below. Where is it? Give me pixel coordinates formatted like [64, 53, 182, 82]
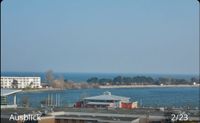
[1, 0, 199, 74]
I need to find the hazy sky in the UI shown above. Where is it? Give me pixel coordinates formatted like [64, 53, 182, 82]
[1, 0, 199, 74]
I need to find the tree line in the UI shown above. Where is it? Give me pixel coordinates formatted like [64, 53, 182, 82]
[44, 70, 199, 88]
[87, 76, 199, 85]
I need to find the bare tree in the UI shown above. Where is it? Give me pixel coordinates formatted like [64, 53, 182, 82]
[51, 79, 65, 88]
[29, 82, 33, 88]
[80, 82, 90, 89]
[45, 70, 54, 84]
[11, 80, 18, 88]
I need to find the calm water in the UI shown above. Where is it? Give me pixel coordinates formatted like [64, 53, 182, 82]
[3, 72, 199, 108]
[8, 87, 199, 109]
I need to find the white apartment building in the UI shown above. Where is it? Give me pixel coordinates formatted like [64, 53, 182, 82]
[1, 76, 42, 89]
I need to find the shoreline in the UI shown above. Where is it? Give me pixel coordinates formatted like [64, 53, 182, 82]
[99, 84, 200, 88]
[22, 84, 200, 92]
[22, 88, 64, 92]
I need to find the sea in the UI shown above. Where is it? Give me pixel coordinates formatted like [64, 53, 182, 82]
[1, 72, 198, 82]
[2, 72, 200, 109]
[6, 87, 200, 109]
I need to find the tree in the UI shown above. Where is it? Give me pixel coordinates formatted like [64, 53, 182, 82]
[191, 77, 199, 83]
[113, 76, 123, 83]
[87, 77, 98, 83]
[64, 81, 74, 89]
[45, 70, 54, 84]
[51, 79, 65, 88]
[80, 82, 90, 88]
[123, 77, 132, 84]
[98, 78, 112, 85]
[11, 80, 18, 88]
[28, 82, 33, 88]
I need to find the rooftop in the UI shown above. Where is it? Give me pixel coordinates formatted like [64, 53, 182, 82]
[83, 91, 130, 101]
[87, 102, 112, 105]
[1, 76, 40, 78]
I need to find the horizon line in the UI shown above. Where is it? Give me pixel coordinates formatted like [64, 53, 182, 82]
[1, 71, 199, 76]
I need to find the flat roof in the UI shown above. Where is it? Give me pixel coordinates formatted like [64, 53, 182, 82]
[1, 89, 22, 96]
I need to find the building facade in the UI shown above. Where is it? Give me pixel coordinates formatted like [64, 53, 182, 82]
[1, 76, 42, 89]
[75, 91, 138, 109]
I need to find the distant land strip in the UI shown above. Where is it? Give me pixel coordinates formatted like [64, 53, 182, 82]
[99, 84, 200, 88]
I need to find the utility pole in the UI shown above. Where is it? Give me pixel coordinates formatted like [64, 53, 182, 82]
[55, 94, 57, 107]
